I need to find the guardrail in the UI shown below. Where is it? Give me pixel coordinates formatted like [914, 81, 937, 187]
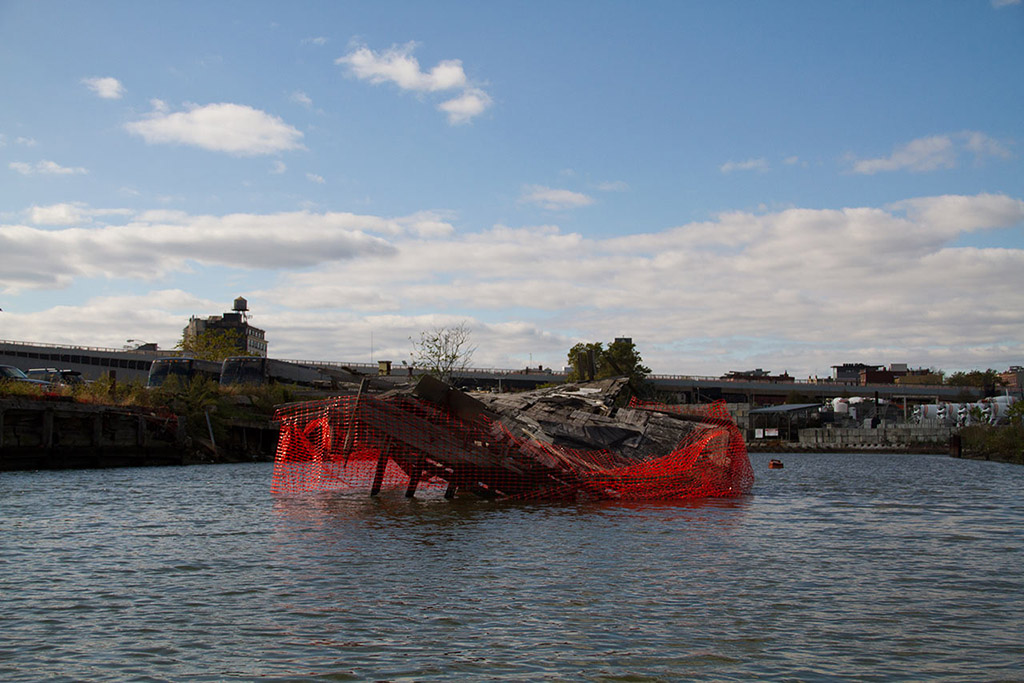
[0, 338, 177, 356]
[0, 340, 972, 393]
[646, 374, 951, 392]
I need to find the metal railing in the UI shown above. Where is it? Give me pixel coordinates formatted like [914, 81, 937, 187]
[0, 339, 961, 391]
[0, 338, 179, 356]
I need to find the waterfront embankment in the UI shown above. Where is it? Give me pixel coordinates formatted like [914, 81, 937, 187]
[0, 396, 278, 471]
[953, 425, 1024, 465]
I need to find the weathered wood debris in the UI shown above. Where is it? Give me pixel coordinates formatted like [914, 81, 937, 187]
[470, 377, 724, 461]
[272, 375, 754, 500]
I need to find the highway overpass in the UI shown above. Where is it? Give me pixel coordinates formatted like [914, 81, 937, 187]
[2, 339, 988, 404]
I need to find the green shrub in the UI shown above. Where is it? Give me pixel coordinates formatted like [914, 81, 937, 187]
[961, 424, 1024, 464]
[0, 379, 46, 399]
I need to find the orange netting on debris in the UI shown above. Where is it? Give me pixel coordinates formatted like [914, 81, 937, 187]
[271, 394, 753, 500]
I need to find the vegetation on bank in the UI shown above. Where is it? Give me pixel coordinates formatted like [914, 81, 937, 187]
[960, 424, 1024, 464]
[0, 376, 297, 446]
[959, 401, 1024, 465]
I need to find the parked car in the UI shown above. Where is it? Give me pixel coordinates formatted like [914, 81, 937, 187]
[0, 364, 51, 386]
[26, 367, 85, 386]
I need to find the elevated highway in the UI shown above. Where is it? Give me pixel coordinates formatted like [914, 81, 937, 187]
[2, 339, 986, 404]
[434, 366, 985, 404]
[641, 374, 983, 404]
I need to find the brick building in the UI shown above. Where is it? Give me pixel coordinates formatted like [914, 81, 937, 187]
[183, 297, 268, 357]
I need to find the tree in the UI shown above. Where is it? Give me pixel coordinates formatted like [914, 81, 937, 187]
[565, 338, 651, 387]
[176, 328, 248, 362]
[945, 369, 1006, 389]
[1008, 400, 1024, 428]
[411, 321, 477, 384]
[565, 342, 604, 382]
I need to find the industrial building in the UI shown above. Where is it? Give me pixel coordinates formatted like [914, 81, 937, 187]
[183, 297, 267, 357]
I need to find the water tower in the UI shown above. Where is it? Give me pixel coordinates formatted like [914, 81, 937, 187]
[233, 296, 249, 321]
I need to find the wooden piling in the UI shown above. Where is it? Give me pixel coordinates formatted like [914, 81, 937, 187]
[405, 458, 423, 498]
[370, 440, 392, 497]
[949, 433, 962, 459]
[42, 409, 54, 449]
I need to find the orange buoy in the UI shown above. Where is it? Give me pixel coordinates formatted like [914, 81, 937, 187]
[768, 459, 784, 469]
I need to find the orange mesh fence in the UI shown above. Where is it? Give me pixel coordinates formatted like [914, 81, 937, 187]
[271, 394, 753, 500]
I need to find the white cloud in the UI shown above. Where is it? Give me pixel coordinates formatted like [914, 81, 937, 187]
[5, 290, 227, 350]
[271, 160, 287, 174]
[0, 133, 35, 150]
[263, 192, 1024, 373]
[302, 36, 328, 46]
[597, 180, 630, 192]
[888, 193, 1024, 236]
[4, 194, 1022, 376]
[9, 160, 88, 175]
[992, 0, 1020, 7]
[306, 172, 325, 184]
[135, 209, 190, 223]
[849, 131, 1011, 174]
[337, 42, 492, 123]
[520, 185, 595, 210]
[439, 88, 493, 125]
[82, 76, 125, 99]
[338, 42, 467, 91]
[28, 202, 132, 226]
[850, 135, 955, 174]
[396, 211, 456, 238]
[720, 158, 770, 173]
[963, 131, 1012, 159]
[125, 102, 304, 156]
[291, 90, 313, 107]
[0, 208, 410, 292]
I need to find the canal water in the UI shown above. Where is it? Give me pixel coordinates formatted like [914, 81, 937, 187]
[2, 452, 1022, 682]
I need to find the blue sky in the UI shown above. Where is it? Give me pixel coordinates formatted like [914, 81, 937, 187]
[2, 0, 1022, 377]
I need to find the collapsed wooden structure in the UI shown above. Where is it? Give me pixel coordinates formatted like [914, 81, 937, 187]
[271, 376, 753, 500]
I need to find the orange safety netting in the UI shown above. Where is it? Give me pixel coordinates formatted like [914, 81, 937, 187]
[271, 393, 753, 500]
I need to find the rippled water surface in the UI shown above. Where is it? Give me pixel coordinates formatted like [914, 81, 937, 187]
[3, 452, 1023, 681]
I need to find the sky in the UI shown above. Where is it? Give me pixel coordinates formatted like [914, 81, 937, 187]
[1, 0, 1022, 378]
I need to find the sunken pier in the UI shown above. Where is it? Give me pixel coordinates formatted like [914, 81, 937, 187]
[271, 376, 754, 500]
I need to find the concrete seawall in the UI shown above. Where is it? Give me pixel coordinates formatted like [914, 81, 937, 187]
[746, 425, 952, 453]
[798, 425, 951, 450]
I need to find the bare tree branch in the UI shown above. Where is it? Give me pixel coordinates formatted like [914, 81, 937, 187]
[411, 321, 476, 384]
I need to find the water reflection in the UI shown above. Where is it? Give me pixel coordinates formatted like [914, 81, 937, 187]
[272, 486, 753, 527]
[269, 488, 756, 583]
